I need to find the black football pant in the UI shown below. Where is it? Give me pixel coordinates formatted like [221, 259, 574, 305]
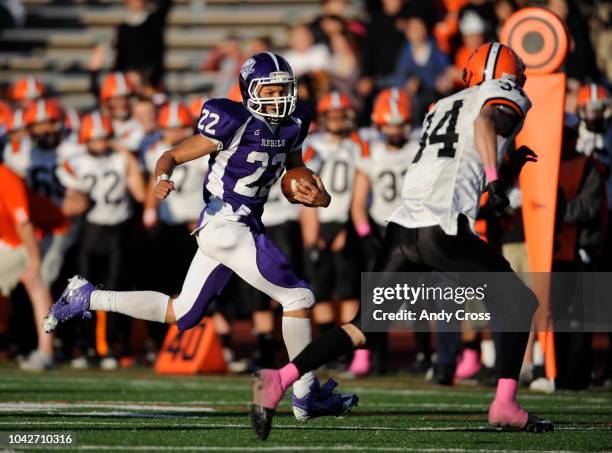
[79, 221, 130, 358]
[351, 215, 539, 381]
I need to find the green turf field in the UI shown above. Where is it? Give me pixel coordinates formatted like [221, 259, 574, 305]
[0, 364, 610, 452]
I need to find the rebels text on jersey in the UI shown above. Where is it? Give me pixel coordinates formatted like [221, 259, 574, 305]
[388, 78, 531, 235]
[195, 98, 310, 229]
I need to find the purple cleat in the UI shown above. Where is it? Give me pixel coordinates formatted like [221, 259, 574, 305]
[43, 275, 94, 333]
[291, 378, 359, 421]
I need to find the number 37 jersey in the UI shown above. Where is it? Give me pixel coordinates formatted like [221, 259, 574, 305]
[388, 78, 531, 235]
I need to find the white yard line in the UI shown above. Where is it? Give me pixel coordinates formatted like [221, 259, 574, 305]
[0, 402, 215, 412]
[0, 420, 608, 432]
[2, 376, 610, 404]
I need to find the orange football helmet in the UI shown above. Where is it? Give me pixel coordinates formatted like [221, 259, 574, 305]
[100, 72, 134, 103]
[577, 83, 609, 109]
[463, 42, 526, 88]
[159, 101, 193, 129]
[79, 111, 114, 143]
[6, 108, 24, 133]
[11, 77, 45, 103]
[23, 99, 63, 126]
[317, 91, 353, 115]
[0, 101, 11, 133]
[371, 88, 412, 126]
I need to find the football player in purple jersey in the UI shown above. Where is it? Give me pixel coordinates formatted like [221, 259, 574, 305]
[44, 52, 358, 421]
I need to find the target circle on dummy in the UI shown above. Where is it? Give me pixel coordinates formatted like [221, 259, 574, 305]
[500, 7, 568, 75]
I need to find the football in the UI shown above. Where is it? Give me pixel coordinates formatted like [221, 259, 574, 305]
[281, 167, 317, 203]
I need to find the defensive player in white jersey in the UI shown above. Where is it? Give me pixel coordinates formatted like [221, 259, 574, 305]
[251, 43, 553, 438]
[3, 100, 86, 287]
[302, 92, 368, 337]
[143, 100, 209, 296]
[4, 100, 69, 205]
[99, 72, 144, 152]
[58, 111, 146, 369]
[347, 87, 420, 377]
[45, 53, 357, 423]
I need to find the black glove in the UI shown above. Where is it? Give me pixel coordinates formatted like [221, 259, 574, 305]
[500, 145, 538, 183]
[486, 180, 510, 216]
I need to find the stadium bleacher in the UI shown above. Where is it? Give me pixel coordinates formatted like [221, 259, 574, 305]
[0, 0, 324, 108]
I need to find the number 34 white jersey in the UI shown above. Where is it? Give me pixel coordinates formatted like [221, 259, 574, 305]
[388, 78, 531, 235]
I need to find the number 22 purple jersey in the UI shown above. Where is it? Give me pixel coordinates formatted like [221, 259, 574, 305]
[195, 98, 310, 231]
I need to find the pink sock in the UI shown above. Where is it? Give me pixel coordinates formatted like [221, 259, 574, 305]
[349, 349, 370, 374]
[278, 363, 299, 390]
[495, 378, 518, 403]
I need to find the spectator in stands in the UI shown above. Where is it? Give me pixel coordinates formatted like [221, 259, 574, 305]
[358, 0, 407, 98]
[310, 0, 365, 45]
[246, 36, 273, 55]
[283, 24, 331, 77]
[451, 11, 486, 85]
[201, 35, 244, 99]
[394, 14, 451, 123]
[115, 0, 171, 90]
[0, 0, 25, 30]
[458, 0, 497, 41]
[546, 0, 599, 83]
[328, 30, 361, 106]
[493, 0, 518, 38]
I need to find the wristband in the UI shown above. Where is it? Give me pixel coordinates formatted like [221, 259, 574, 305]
[485, 166, 499, 183]
[156, 173, 170, 184]
[355, 223, 372, 238]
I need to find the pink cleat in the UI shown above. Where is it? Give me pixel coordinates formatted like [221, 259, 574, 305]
[455, 349, 481, 379]
[347, 349, 370, 377]
[250, 369, 286, 440]
[488, 400, 553, 433]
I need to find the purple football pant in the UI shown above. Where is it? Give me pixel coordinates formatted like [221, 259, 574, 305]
[174, 217, 314, 330]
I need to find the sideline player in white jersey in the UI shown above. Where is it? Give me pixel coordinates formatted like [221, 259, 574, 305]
[352, 88, 419, 247]
[45, 53, 357, 425]
[57, 111, 146, 368]
[3, 100, 85, 287]
[143, 100, 209, 296]
[302, 92, 368, 339]
[251, 43, 554, 438]
[99, 72, 144, 152]
[347, 87, 419, 377]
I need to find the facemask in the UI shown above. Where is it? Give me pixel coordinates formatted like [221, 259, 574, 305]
[585, 117, 607, 133]
[31, 132, 62, 150]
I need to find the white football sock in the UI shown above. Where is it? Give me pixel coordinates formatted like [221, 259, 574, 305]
[282, 316, 315, 398]
[90, 290, 168, 323]
[533, 340, 544, 366]
[481, 339, 496, 368]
